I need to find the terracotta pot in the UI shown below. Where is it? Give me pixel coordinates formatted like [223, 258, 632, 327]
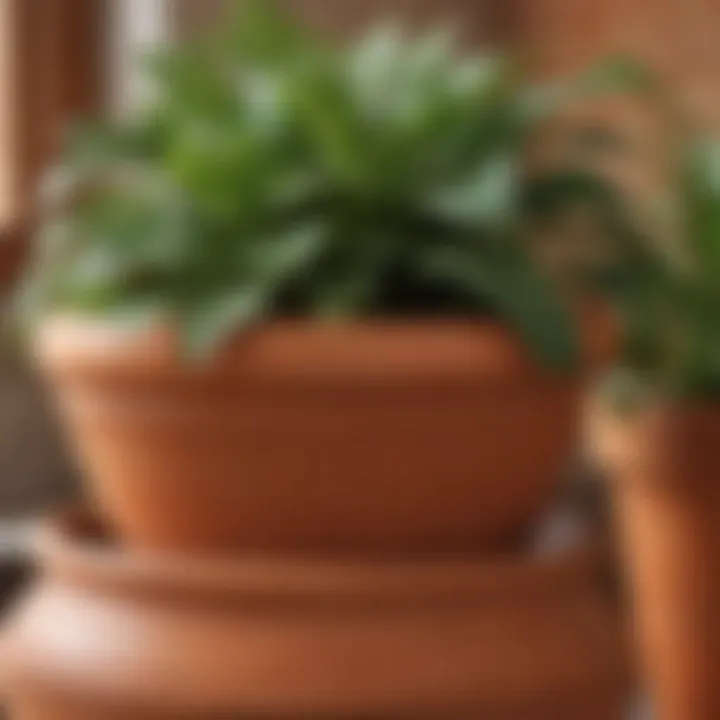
[34, 315, 612, 554]
[1, 507, 627, 719]
[587, 400, 720, 720]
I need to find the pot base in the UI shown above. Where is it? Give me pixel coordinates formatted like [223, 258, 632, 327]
[2, 508, 627, 719]
[7, 696, 625, 720]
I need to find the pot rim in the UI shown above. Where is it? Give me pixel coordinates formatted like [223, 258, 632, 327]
[35, 507, 600, 604]
[585, 391, 720, 483]
[33, 310, 611, 384]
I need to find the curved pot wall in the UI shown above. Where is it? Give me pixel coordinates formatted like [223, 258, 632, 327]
[2, 508, 627, 719]
[35, 318, 595, 553]
[589, 402, 720, 720]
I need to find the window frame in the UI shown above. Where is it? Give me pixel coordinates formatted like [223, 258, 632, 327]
[0, 0, 105, 292]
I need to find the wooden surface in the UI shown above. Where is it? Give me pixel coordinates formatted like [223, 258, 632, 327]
[0, 0, 104, 228]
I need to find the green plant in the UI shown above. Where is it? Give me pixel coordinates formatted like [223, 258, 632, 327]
[596, 132, 720, 403]
[21, 1, 636, 362]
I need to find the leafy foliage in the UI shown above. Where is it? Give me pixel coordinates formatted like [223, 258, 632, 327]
[22, 0, 628, 363]
[597, 136, 720, 400]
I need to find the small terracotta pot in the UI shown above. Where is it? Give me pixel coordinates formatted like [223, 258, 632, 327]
[1, 507, 627, 719]
[587, 400, 720, 720]
[34, 315, 613, 554]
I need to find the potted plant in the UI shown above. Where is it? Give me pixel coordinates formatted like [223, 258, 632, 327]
[23, 1, 622, 553]
[586, 131, 720, 719]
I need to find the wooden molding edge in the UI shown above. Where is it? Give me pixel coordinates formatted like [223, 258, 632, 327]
[0, 1, 105, 291]
[0, 224, 30, 293]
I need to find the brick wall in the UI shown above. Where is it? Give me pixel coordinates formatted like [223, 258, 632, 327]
[174, 0, 509, 46]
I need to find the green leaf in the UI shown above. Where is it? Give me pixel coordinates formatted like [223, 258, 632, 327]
[426, 156, 518, 229]
[576, 56, 660, 97]
[518, 56, 658, 126]
[416, 244, 577, 369]
[522, 170, 621, 223]
[227, 0, 316, 65]
[291, 67, 369, 189]
[309, 227, 396, 316]
[449, 56, 509, 98]
[254, 222, 330, 286]
[180, 287, 268, 359]
[348, 24, 405, 116]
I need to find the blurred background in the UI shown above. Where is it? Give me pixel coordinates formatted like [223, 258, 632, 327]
[0, 0, 719, 657]
[1, 6, 720, 720]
